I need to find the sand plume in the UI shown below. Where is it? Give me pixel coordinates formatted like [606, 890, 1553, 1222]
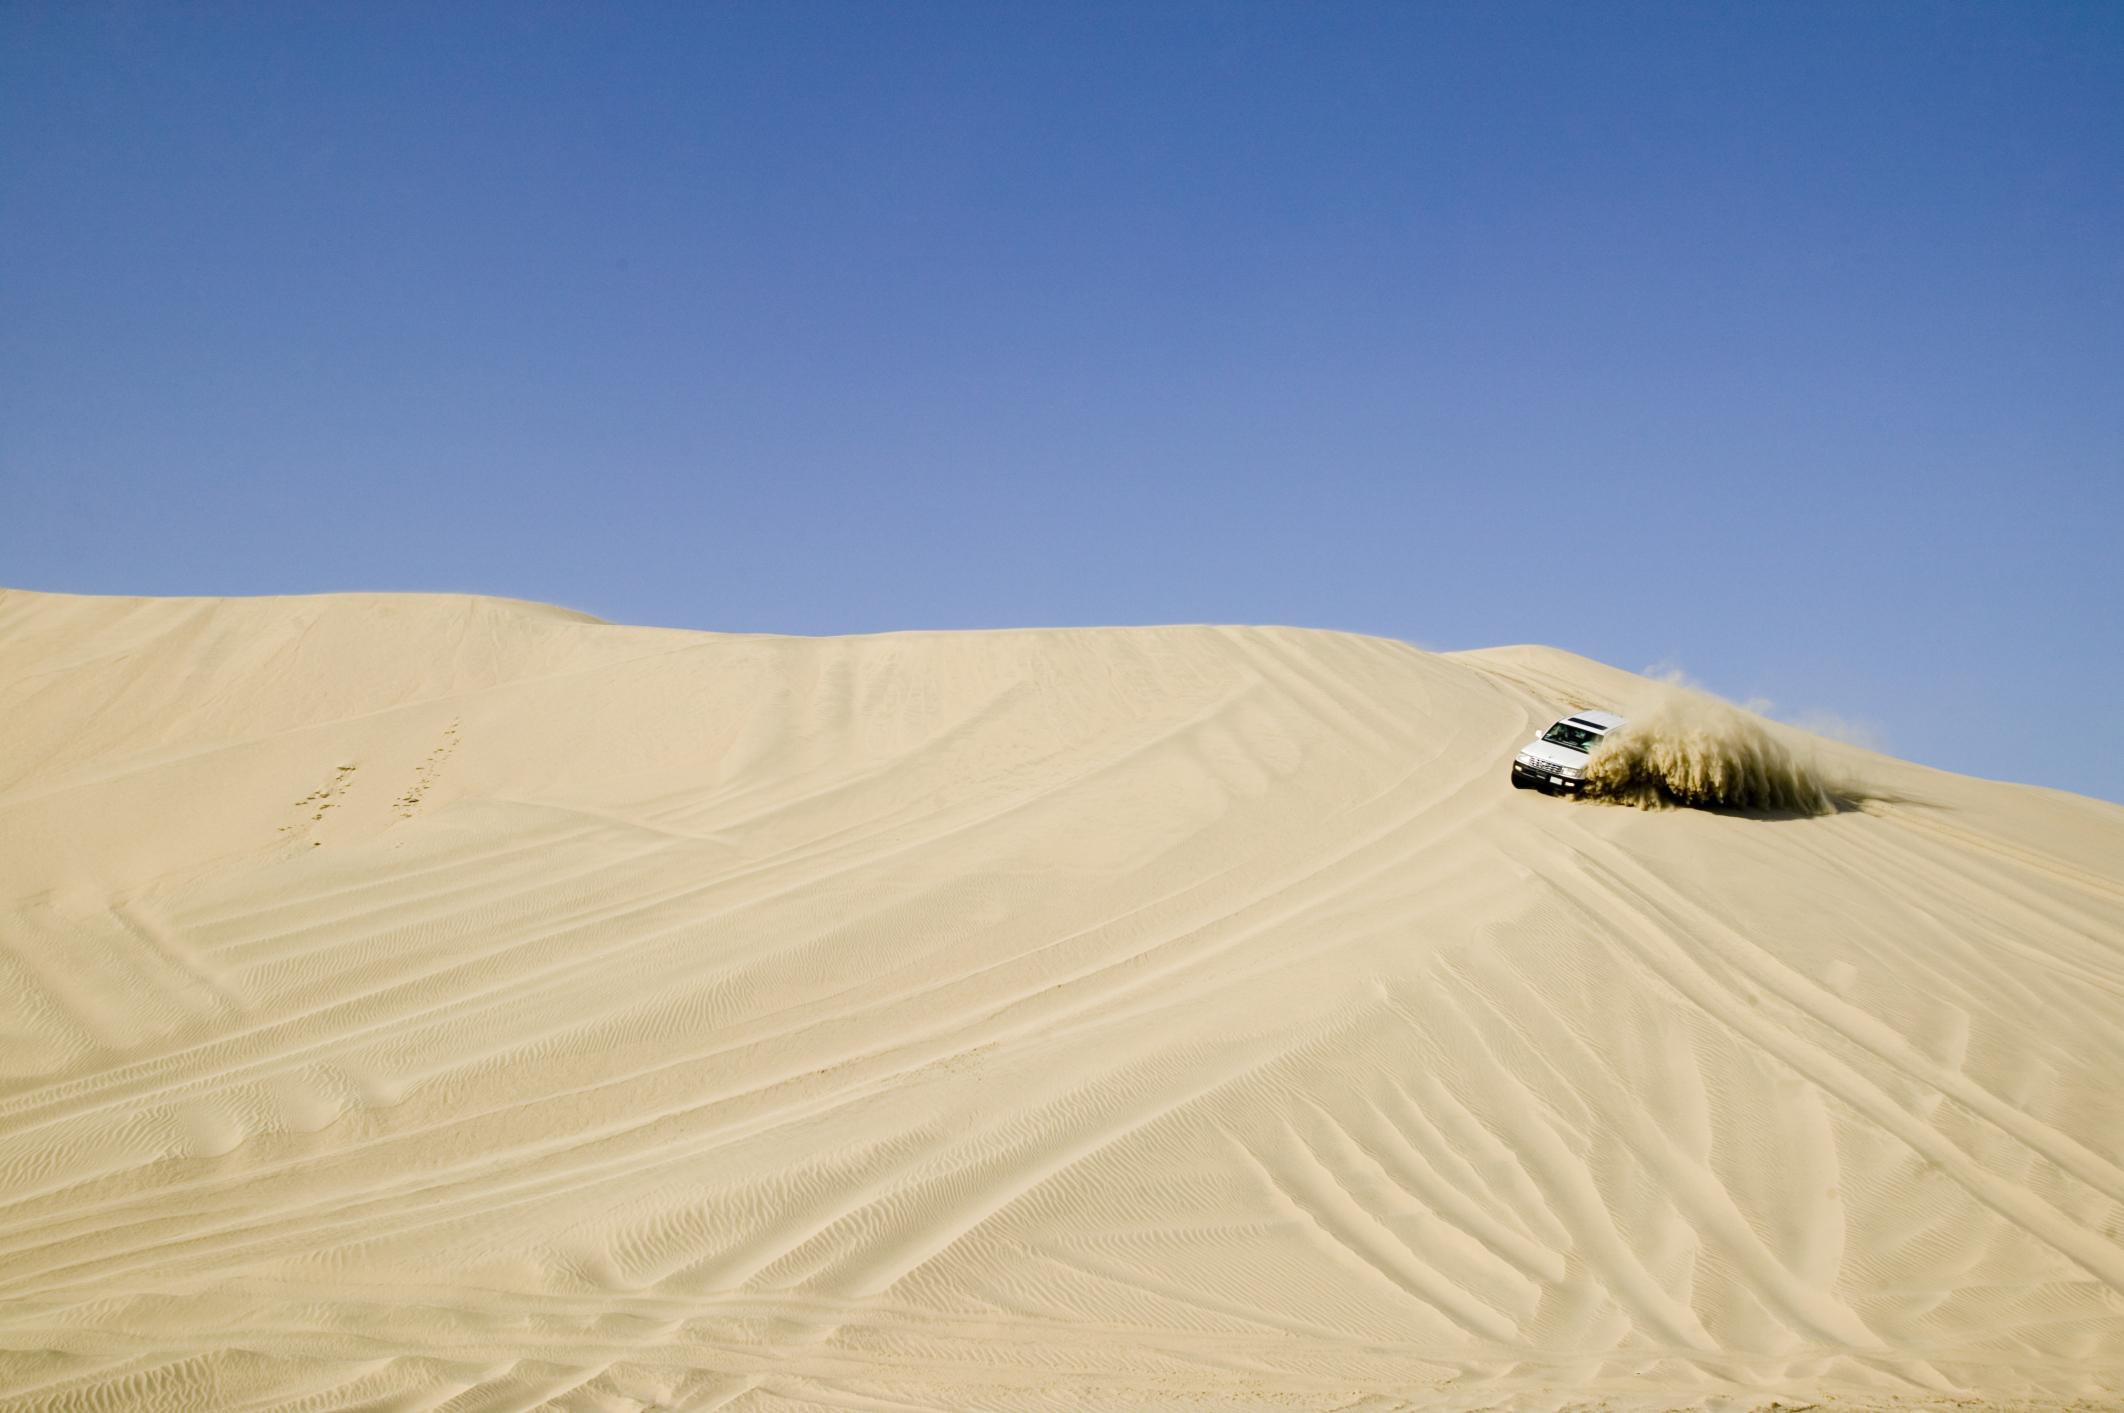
[1583, 685, 1844, 813]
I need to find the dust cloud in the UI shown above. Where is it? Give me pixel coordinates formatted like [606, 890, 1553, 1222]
[1582, 688, 1845, 814]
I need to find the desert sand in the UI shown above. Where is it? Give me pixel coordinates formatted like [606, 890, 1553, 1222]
[2, 588, 2121, 1413]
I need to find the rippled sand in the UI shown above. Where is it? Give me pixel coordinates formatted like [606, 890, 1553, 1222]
[2, 589, 2120, 1412]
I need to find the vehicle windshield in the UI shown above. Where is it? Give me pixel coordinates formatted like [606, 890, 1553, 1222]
[1539, 722, 1605, 754]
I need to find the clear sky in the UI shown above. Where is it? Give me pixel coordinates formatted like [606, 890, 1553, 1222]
[4, 3, 2119, 802]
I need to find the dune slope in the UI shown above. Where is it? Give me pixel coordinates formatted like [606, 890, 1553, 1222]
[2, 590, 2121, 1413]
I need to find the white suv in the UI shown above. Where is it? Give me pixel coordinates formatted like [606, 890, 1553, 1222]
[1510, 710, 1625, 796]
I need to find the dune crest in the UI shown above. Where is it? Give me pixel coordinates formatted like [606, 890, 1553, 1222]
[2, 591, 2121, 1412]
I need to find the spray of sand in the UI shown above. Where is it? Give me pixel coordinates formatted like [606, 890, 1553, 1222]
[1582, 687, 1843, 814]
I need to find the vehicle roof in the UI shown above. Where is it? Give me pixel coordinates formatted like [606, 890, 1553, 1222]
[1560, 710, 1625, 731]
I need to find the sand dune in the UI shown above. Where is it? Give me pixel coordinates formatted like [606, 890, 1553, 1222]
[2, 589, 2121, 1412]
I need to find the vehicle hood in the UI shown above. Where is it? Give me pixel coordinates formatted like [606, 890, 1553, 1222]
[1519, 739, 1599, 771]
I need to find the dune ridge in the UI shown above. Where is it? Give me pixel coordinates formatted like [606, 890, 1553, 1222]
[2, 590, 2122, 1412]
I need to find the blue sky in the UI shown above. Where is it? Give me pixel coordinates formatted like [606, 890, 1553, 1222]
[4, 3, 2119, 801]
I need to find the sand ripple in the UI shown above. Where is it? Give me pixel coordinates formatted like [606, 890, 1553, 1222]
[1, 592, 2120, 1411]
